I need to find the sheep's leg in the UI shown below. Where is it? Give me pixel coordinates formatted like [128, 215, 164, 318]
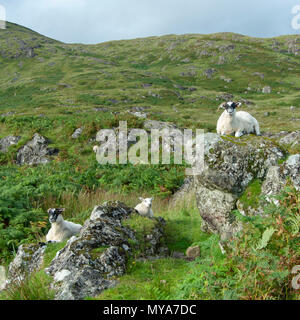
[235, 130, 244, 138]
[254, 124, 261, 136]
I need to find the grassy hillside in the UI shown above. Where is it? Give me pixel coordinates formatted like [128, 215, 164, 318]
[0, 22, 299, 300]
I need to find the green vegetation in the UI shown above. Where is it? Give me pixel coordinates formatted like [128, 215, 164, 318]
[239, 179, 262, 209]
[0, 22, 299, 300]
[0, 271, 55, 300]
[96, 187, 300, 300]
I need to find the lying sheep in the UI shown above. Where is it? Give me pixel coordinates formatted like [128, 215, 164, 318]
[134, 197, 154, 218]
[217, 101, 261, 137]
[46, 208, 82, 243]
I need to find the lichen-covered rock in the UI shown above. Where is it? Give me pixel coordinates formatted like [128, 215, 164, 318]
[143, 120, 177, 131]
[6, 201, 167, 300]
[16, 133, 59, 165]
[0, 135, 21, 153]
[194, 134, 285, 238]
[170, 176, 194, 206]
[261, 154, 300, 203]
[279, 131, 300, 148]
[7, 244, 46, 284]
[71, 128, 84, 139]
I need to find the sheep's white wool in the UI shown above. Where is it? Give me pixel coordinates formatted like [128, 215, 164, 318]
[46, 212, 82, 242]
[217, 103, 260, 137]
[134, 197, 154, 218]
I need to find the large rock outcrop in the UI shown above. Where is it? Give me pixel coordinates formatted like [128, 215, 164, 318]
[5, 201, 167, 300]
[16, 133, 59, 165]
[261, 154, 300, 201]
[193, 134, 286, 239]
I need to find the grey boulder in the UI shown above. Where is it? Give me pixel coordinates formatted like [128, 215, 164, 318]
[16, 133, 59, 165]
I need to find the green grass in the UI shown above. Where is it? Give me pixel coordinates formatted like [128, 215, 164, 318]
[94, 258, 190, 300]
[239, 179, 262, 209]
[0, 271, 55, 300]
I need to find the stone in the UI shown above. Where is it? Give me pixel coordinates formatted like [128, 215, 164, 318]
[93, 107, 109, 112]
[71, 128, 84, 139]
[193, 134, 285, 238]
[186, 246, 201, 260]
[7, 244, 46, 284]
[279, 131, 300, 148]
[252, 72, 265, 79]
[216, 93, 234, 101]
[143, 120, 177, 131]
[16, 133, 59, 165]
[261, 154, 300, 203]
[128, 111, 147, 119]
[0, 135, 21, 153]
[170, 177, 194, 206]
[203, 68, 217, 79]
[262, 86, 272, 94]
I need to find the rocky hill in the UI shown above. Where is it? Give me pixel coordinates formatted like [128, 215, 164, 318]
[0, 22, 299, 300]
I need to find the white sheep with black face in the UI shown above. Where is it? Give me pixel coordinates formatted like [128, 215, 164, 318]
[46, 208, 82, 243]
[134, 197, 154, 218]
[217, 101, 261, 137]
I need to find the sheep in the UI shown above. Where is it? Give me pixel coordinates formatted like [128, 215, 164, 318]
[216, 101, 261, 137]
[134, 197, 154, 218]
[46, 208, 82, 243]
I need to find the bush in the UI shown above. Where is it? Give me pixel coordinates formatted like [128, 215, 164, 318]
[174, 186, 300, 300]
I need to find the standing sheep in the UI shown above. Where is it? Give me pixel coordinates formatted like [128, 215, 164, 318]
[134, 197, 154, 218]
[216, 101, 261, 137]
[46, 208, 82, 243]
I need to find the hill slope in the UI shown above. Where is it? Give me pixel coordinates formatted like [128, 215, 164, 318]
[0, 22, 300, 134]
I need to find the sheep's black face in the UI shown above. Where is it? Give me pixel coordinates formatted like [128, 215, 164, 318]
[221, 101, 241, 116]
[48, 208, 64, 223]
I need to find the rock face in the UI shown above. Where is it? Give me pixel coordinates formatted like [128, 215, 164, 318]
[16, 133, 59, 165]
[279, 131, 300, 148]
[7, 244, 46, 284]
[170, 176, 194, 205]
[193, 134, 285, 239]
[71, 128, 84, 139]
[262, 154, 300, 202]
[0, 135, 21, 153]
[5, 201, 167, 300]
[144, 120, 177, 131]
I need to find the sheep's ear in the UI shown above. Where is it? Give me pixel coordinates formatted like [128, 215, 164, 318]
[235, 102, 242, 108]
[151, 197, 154, 201]
[139, 197, 144, 201]
[218, 102, 226, 111]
